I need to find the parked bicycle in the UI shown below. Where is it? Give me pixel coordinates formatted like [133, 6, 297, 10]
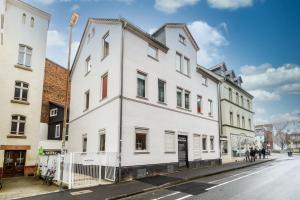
[43, 168, 56, 186]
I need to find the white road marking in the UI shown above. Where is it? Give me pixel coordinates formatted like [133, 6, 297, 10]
[208, 169, 253, 184]
[205, 168, 268, 191]
[175, 195, 193, 200]
[152, 192, 180, 200]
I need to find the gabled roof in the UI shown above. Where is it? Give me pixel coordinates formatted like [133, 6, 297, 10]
[210, 62, 227, 72]
[152, 23, 200, 51]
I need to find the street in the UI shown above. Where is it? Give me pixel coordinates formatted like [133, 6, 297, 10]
[124, 154, 300, 200]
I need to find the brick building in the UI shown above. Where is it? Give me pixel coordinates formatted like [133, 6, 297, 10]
[39, 58, 69, 154]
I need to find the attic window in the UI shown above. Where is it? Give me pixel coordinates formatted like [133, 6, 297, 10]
[179, 34, 185, 45]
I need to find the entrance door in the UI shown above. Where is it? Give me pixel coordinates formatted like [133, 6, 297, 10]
[3, 150, 26, 177]
[178, 135, 188, 168]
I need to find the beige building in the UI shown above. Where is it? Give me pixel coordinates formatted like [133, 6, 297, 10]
[0, 0, 50, 176]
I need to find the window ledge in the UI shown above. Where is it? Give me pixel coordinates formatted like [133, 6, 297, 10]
[7, 134, 27, 139]
[136, 96, 148, 101]
[157, 101, 167, 106]
[84, 71, 91, 77]
[15, 64, 32, 71]
[11, 99, 30, 105]
[147, 55, 159, 62]
[202, 150, 208, 153]
[176, 70, 191, 78]
[99, 97, 108, 102]
[134, 150, 149, 154]
[210, 150, 215, 153]
[165, 151, 176, 154]
[177, 106, 191, 112]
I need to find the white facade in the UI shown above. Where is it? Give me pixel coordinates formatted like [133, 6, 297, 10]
[0, 0, 50, 175]
[69, 19, 220, 178]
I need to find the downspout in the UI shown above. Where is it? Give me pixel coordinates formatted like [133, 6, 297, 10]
[118, 20, 126, 183]
[217, 81, 222, 164]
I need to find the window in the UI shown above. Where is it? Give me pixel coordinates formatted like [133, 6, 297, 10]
[248, 118, 252, 130]
[202, 136, 207, 151]
[230, 112, 233, 125]
[229, 88, 232, 101]
[18, 45, 32, 67]
[158, 79, 166, 103]
[103, 32, 109, 58]
[91, 27, 95, 38]
[135, 128, 148, 151]
[184, 91, 190, 110]
[247, 99, 251, 110]
[11, 115, 26, 135]
[208, 99, 213, 116]
[30, 17, 34, 27]
[202, 76, 207, 86]
[99, 129, 105, 151]
[179, 34, 186, 45]
[84, 90, 90, 110]
[85, 56, 91, 73]
[22, 13, 26, 24]
[176, 52, 181, 71]
[241, 96, 244, 107]
[147, 45, 158, 59]
[210, 136, 214, 151]
[101, 73, 108, 99]
[14, 81, 28, 101]
[221, 141, 228, 154]
[242, 116, 245, 128]
[197, 95, 202, 113]
[237, 114, 240, 127]
[164, 131, 175, 152]
[50, 108, 58, 117]
[193, 134, 201, 158]
[236, 92, 239, 105]
[182, 57, 189, 76]
[55, 124, 60, 138]
[137, 72, 147, 98]
[82, 135, 87, 152]
[177, 88, 183, 107]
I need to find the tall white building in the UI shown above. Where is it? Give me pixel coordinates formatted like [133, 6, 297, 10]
[69, 18, 221, 180]
[209, 63, 255, 163]
[0, 0, 50, 176]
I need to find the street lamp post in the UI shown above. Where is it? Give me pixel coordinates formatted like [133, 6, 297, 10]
[59, 11, 79, 191]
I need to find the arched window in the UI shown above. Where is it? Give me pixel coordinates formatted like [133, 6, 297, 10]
[22, 13, 26, 24]
[11, 115, 26, 135]
[30, 17, 34, 27]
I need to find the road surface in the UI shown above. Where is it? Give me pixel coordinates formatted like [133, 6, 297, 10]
[124, 154, 300, 200]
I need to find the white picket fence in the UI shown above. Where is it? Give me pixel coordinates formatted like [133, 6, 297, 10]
[39, 152, 118, 189]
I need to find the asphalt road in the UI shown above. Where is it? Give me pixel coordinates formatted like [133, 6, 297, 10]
[124, 155, 300, 200]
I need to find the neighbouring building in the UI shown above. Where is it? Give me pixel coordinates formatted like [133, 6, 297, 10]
[209, 63, 255, 163]
[255, 124, 273, 150]
[0, 0, 50, 176]
[68, 18, 221, 180]
[39, 59, 69, 155]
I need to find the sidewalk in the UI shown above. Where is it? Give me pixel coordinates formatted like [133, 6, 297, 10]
[21, 158, 274, 200]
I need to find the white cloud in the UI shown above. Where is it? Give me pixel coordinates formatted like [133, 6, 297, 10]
[155, 0, 200, 14]
[71, 41, 80, 64]
[47, 30, 66, 47]
[207, 0, 253, 10]
[255, 107, 266, 115]
[278, 83, 300, 94]
[249, 89, 280, 101]
[35, 0, 56, 4]
[148, 27, 157, 34]
[71, 4, 80, 11]
[188, 20, 228, 67]
[270, 111, 300, 124]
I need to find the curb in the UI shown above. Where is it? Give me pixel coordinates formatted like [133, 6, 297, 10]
[106, 159, 275, 200]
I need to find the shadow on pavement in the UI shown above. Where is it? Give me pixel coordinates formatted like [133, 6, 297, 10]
[168, 181, 215, 195]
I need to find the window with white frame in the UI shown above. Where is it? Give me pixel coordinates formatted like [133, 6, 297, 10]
[135, 127, 148, 151]
[202, 136, 207, 151]
[11, 115, 26, 135]
[85, 56, 91, 73]
[14, 81, 29, 101]
[55, 124, 61, 138]
[182, 57, 189, 76]
[99, 129, 105, 151]
[102, 32, 109, 59]
[30, 17, 34, 28]
[202, 76, 207, 86]
[184, 91, 190, 110]
[197, 95, 202, 113]
[158, 79, 166, 103]
[177, 87, 183, 107]
[50, 108, 58, 117]
[84, 90, 90, 110]
[179, 34, 186, 45]
[147, 45, 158, 60]
[22, 13, 26, 24]
[82, 135, 87, 152]
[208, 99, 213, 116]
[193, 134, 201, 158]
[18, 45, 32, 67]
[137, 71, 147, 98]
[210, 136, 214, 151]
[164, 131, 175, 152]
[248, 118, 252, 130]
[176, 52, 181, 72]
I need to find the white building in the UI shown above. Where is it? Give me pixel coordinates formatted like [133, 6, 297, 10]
[0, 0, 50, 176]
[69, 18, 221, 180]
[209, 63, 255, 163]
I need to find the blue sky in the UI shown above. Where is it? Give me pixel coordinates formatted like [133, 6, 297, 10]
[25, 0, 300, 125]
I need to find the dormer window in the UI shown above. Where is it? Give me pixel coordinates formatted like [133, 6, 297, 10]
[179, 34, 185, 45]
[30, 17, 34, 28]
[147, 45, 158, 60]
[50, 108, 58, 117]
[22, 13, 26, 24]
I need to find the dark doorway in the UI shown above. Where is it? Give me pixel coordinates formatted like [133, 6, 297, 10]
[3, 150, 26, 177]
[178, 135, 188, 168]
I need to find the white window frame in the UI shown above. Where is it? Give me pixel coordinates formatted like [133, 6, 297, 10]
[164, 131, 175, 153]
[14, 81, 29, 101]
[147, 45, 158, 60]
[99, 129, 106, 152]
[176, 87, 183, 108]
[135, 127, 149, 152]
[18, 44, 32, 67]
[11, 115, 26, 135]
[50, 108, 58, 117]
[55, 124, 61, 138]
[182, 57, 190, 76]
[202, 76, 208, 86]
[137, 71, 147, 98]
[158, 79, 166, 103]
[184, 90, 190, 110]
[202, 135, 207, 151]
[176, 52, 182, 72]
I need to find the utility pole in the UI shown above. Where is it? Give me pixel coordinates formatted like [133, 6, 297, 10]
[59, 12, 79, 191]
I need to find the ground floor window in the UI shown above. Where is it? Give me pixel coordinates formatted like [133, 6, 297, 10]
[202, 136, 207, 151]
[164, 131, 175, 152]
[82, 134, 87, 152]
[221, 140, 228, 154]
[99, 129, 106, 151]
[210, 136, 214, 151]
[135, 127, 148, 151]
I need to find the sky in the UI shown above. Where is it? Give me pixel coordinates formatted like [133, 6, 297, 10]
[24, 0, 300, 125]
